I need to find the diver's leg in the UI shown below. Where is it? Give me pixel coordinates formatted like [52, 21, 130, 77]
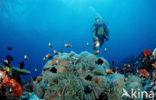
[99, 39, 104, 47]
[98, 36, 104, 47]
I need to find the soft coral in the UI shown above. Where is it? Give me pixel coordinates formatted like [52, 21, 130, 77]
[138, 69, 149, 80]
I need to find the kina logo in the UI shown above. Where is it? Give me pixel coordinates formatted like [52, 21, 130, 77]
[121, 88, 154, 99]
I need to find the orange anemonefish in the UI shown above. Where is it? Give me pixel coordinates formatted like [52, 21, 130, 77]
[53, 50, 58, 55]
[106, 69, 113, 74]
[46, 54, 52, 59]
[86, 43, 89, 46]
[64, 44, 72, 47]
[94, 50, 99, 55]
[49, 42, 52, 48]
[104, 48, 107, 53]
[51, 60, 58, 66]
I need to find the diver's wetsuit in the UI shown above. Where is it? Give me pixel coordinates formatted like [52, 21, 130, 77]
[93, 23, 108, 47]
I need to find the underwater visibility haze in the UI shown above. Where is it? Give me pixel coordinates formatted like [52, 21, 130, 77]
[0, 0, 156, 100]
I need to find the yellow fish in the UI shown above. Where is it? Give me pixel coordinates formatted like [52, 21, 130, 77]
[6, 67, 10, 72]
[43, 57, 46, 61]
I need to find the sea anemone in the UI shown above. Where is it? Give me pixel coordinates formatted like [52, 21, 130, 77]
[33, 51, 110, 100]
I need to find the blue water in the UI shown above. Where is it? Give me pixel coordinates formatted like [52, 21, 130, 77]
[0, 0, 156, 78]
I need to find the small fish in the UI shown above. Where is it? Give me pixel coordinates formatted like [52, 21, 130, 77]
[60, 50, 63, 53]
[75, 57, 82, 65]
[48, 82, 55, 86]
[86, 43, 89, 47]
[112, 61, 115, 66]
[67, 61, 72, 64]
[85, 75, 93, 81]
[93, 41, 98, 46]
[96, 58, 104, 65]
[152, 63, 156, 69]
[25, 93, 29, 98]
[124, 64, 131, 68]
[9, 87, 13, 93]
[46, 54, 52, 59]
[104, 48, 107, 53]
[53, 50, 58, 55]
[6, 55, 13, 62]
[56, 93, 61, 97]
[2, 59, 9, 64]
[36, 76, 42, 83]
[93, 41, 100, 47]
[49, 42, 52, 48]
[35, 68, 38, 72]
[33, 77, 36, 81]
[20, 62, 25, 69]
[106, 69, 113, 74]
[6, 67, 10, 72]
[43, 67, 50, 71]
[51, 60, 58, 66]
[64, 44, 72, 48]
[24, 55, 29, 60]
[52, 88, 56, 92]
[7, 47, 12, 51]
[43, 57, 46, 61]
[94, 50, 99, 55]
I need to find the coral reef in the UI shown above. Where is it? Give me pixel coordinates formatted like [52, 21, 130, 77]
[33, 49, 156, 100]
[34, 51, 110, 100]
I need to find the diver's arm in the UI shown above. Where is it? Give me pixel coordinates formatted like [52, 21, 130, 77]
[106, 27, 109, 35]
[91, 25, 98, 41]
[105, 26, 109, 40]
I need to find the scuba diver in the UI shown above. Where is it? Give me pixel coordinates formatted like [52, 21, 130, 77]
[92, 18, 109, 48]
